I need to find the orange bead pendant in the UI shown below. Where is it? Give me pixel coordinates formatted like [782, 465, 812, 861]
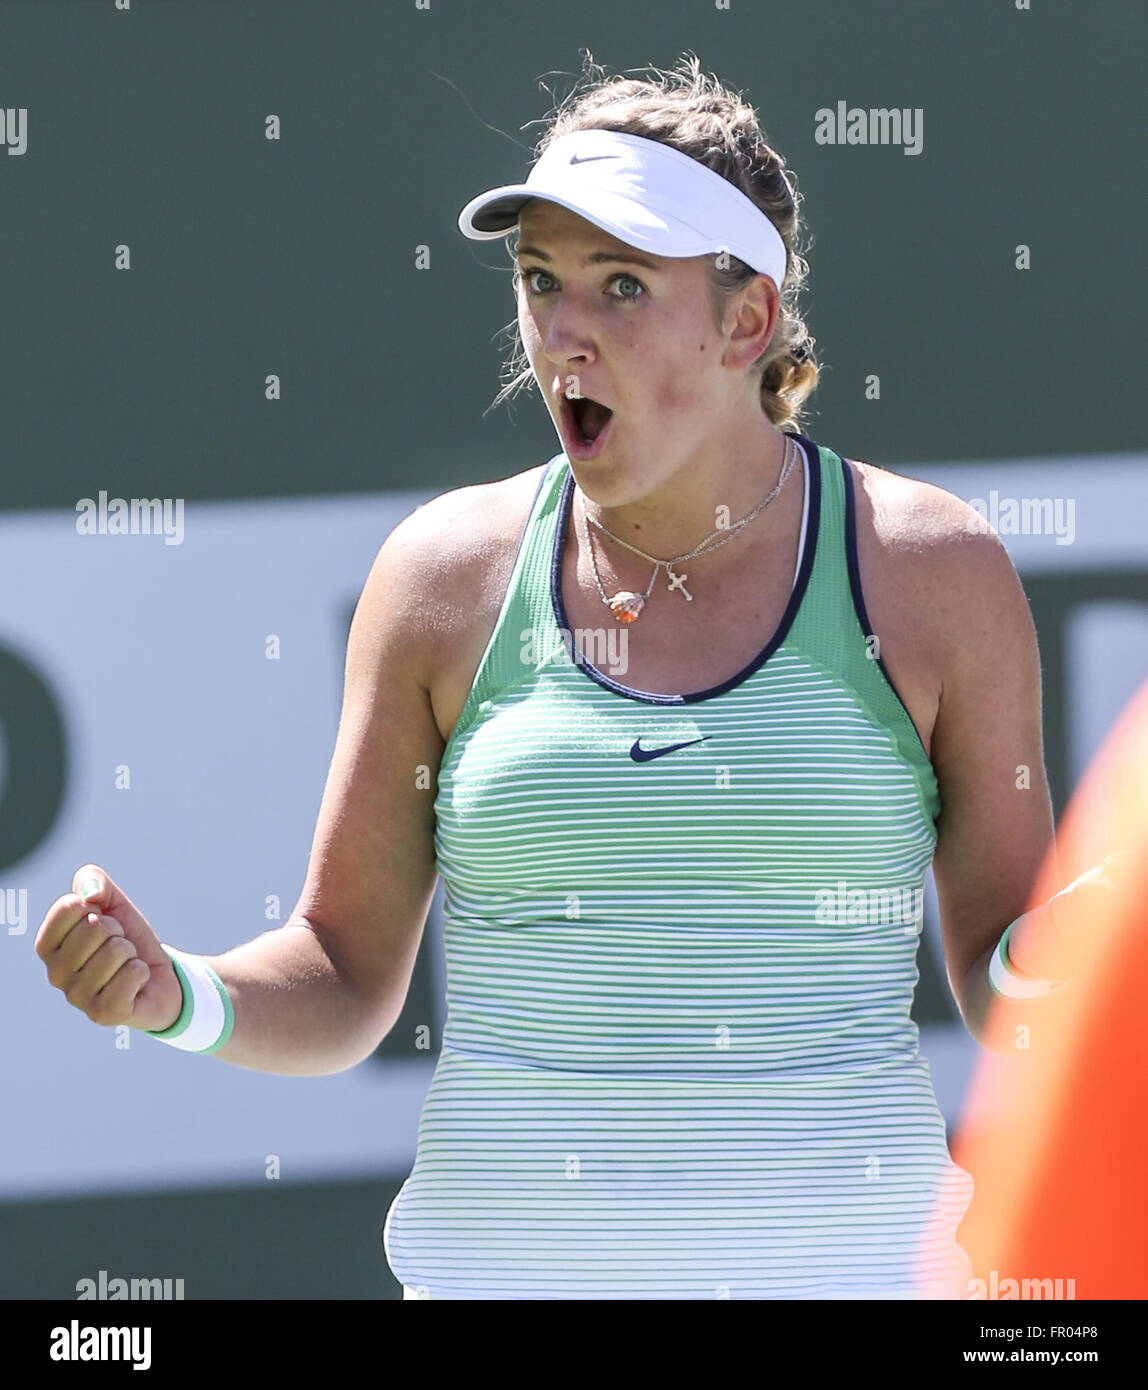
[608, 591, 644, 623]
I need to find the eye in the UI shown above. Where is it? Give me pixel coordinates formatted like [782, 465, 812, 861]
[610, 274, 645, 301]
[517, 267, 646, 303]
[519, 268, 556, 295]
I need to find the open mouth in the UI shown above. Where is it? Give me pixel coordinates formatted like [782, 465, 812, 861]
[565, 395, 614, 447]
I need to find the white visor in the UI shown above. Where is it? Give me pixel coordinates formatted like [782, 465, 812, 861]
[457, 129, 788, 291]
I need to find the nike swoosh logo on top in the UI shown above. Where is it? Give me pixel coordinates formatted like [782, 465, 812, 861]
[630, 736, 710, 763]
[569, 153, 619, 164]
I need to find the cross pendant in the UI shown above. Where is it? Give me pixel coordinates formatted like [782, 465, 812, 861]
[666, 568, 693, 601]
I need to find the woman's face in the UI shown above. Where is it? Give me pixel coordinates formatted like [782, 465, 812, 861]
[514, 199, 763, 508]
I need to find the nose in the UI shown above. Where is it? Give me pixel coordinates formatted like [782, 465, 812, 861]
[536, 290, 597, 373]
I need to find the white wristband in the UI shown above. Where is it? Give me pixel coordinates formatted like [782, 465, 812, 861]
[988, 916, 1066, 1001]
[146, 945, 235, 1053]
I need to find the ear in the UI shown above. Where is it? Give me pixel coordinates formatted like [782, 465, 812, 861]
[722, 273, 780, 371]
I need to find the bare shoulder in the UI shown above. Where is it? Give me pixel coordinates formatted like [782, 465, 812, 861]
[847, 458, 1035, 678]
[852, 458, 986, 547]
[383, 462, 546, 577]
[850, 458, 1024, 583]
[362, 462, 550, 734]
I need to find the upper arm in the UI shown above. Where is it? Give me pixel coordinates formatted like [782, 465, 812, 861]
[921, 496, 1056, 1020]
[286, 501, 450, 1022]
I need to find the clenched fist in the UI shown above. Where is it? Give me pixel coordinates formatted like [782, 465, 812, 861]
[35, 865, 183, 1033]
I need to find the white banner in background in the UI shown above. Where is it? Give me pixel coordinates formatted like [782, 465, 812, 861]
[0, 451, 1145, 1200]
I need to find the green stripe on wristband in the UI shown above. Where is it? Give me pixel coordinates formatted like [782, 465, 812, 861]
[198, 959, 235, 1054]
[1001, 919, 1018, 963]
[146, 950, 195, 1039]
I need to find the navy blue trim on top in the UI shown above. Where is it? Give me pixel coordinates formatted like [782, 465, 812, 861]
[840, 455, 933, 763]
[548, 434, 822, 706]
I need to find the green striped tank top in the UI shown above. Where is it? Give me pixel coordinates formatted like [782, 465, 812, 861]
[384, 434, 975, 1299]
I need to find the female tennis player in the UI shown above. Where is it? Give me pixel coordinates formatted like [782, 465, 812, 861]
[34, 54, 1107, 1299]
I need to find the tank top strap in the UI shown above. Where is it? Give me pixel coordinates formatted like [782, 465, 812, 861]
[785, 433, 849, 654]
[787, 435, 939, 821]
[446, 454, 568, 752]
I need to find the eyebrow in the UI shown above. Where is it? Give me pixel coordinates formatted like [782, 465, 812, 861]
[514, 244, 661, 272]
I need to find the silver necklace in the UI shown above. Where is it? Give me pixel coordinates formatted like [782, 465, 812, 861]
[578, 435, 796, 623]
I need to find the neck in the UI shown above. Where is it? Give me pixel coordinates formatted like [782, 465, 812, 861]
[576, 421, 795, 561]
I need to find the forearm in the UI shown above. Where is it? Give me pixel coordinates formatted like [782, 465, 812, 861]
[196, 921, 396, 1076]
